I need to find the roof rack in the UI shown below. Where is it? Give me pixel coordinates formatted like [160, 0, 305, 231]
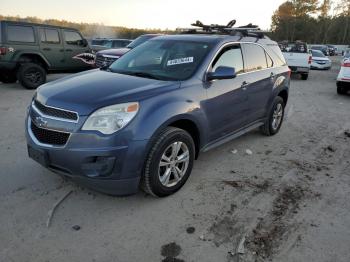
[177, 20, 268, 38]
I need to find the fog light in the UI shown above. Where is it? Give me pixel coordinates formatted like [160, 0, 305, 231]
[82, 156, 116, 177]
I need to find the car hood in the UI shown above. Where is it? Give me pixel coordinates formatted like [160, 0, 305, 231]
[36, 69, 180, 116]
[97, 48, 130, 56]
[312, 57, 330, 61]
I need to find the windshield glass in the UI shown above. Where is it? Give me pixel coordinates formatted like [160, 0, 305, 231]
[109, 39, 213, 81]
[127, 35, 153, 49]
[312, 50, 325, 58]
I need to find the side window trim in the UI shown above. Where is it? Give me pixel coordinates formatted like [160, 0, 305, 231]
[40, 28, 61, 44]
[63, 30, 83, 46]
[6, 24, 36, 43]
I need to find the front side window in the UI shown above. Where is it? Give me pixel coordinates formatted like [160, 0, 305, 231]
[109, 39, 213, 81]
[212, 45, 244, 74]
[242, 44, 268, 72]
[7, 25, 35, 43]
[64, 30, 83, 45]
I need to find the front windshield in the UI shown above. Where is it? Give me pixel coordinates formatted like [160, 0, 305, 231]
[312, 50, 325, 58]
[127, 35, 152, 49]
[109, 39, 213, 81]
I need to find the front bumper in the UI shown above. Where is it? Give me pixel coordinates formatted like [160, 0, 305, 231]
[25, 107, 149, 196]
[311, 61, 331, 70]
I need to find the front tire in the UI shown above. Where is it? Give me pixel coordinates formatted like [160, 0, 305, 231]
[17, 63, 46, 89]
[141, 127, 195, 197]
[260, 96, 285, 136]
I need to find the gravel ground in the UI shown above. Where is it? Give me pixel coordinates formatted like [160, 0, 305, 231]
[0, 57, 349, 262]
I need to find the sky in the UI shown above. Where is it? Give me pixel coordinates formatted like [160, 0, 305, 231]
[1, 0, 287, 30]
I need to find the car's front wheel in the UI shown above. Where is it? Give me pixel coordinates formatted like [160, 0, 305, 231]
[142, 127, 195, 197]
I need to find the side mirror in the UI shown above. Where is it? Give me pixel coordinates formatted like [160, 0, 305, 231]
[80, 39, 88, 47]
[207, 66, 236, 81]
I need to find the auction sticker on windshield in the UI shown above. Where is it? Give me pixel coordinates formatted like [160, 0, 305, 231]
[167, 57, 194, 66]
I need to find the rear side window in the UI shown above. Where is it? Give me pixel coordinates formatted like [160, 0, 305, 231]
[64, 30, 83, 45]
[212, 45, 244, 74]
[7, 25, 35, 43]
[40, 28, 60, 44]
[242, 44, 267, 72]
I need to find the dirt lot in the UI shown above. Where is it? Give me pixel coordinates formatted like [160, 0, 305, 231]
[0, 57, 349, 262]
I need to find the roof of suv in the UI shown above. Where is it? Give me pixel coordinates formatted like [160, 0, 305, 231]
[1, 20, 78, 31]
[152, 34, 276, 47]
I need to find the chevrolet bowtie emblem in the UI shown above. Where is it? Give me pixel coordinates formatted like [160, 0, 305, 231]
[35, 116, 48, 128]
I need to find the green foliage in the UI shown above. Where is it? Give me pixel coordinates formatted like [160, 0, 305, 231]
[0, 15, 174, 39]
[271, 0, 350, 44]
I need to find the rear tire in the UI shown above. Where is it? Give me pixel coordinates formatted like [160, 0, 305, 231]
[337, 82, 348, 95]
[0, 72, 17, 83]
[260, 96, 285, 136]
[141, 127, 195, 197]
[301, 73, 309, 80]
[17, 63, 46, 89]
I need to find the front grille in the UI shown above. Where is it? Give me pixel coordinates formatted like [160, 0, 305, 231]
[34, 100, 78, 121]
[31, 121, 70, 146]
[95, 54, 118, 68]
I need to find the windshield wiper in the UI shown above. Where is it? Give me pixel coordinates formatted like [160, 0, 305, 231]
[117, 71, 162, 80]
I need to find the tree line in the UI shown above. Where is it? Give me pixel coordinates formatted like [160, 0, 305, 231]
[0, 15, 173, 39]
[270, 0, 350, 44]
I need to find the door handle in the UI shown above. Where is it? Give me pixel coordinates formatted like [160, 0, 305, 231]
[241, 81, 249, 90]
[43, 48, 51, 51]
[270, 72, 275, 79]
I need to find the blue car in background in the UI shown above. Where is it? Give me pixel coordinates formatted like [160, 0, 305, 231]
[26, 23, 290, 197]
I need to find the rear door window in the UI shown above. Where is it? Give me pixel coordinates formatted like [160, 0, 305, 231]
[7, 25, 35, 43]
[212, 45, 244, 74]
[64, 30, 83, 45]
[40, 28, 60, 44]
[242, 44, 268, 72]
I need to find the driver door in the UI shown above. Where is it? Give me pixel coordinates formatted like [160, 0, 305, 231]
[203, 44, 249, 142]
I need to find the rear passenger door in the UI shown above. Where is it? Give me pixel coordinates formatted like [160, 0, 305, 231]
[62, 30, 90, 70]
[204, 44, 249, 142]
[38, 27, 65, 69]
[241, 43, 274, 124]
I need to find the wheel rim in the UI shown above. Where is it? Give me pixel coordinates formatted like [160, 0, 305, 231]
[158, 141, 190, 187]
[271, 103, 283, 131]
[24, 69, 43, 84]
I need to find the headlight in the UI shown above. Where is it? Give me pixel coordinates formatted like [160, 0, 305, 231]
[82, 102, 139, 135]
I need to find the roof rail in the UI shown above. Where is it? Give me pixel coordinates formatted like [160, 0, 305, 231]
[177, 20, 268, 38]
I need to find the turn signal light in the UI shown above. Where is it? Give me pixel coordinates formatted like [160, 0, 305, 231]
[308, 55, 312, 64]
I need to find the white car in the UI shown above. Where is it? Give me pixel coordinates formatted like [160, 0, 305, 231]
[311, 49, 332, 70]
[336, 55, 350, 95]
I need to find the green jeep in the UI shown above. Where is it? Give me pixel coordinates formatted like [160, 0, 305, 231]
[0, 21, 92, 89]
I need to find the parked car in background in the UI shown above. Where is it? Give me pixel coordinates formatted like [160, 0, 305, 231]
[279, 41, 311, 80]
[310, 45, 329, 56]
[310, 49, 332, 70]
[326, 45, 336, 56]
[91, 38, 132, 52]
[0, 20, 91, 89]
[26, 22, 290, 196]
[94, 34, 161, 68]
[337, 54, 350, 95]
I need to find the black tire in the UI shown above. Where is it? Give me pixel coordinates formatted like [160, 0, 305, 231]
[0, 72, 17, 83]
[17, 63, 46, 89]
[301, 73, 309, 80]
[337, 82, 347, 95]
[141, 127, 195, 197]
[260, 96, 285, 136]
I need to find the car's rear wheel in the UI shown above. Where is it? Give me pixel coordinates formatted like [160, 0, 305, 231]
[260, 96, 285, 136]
[337, 82, 348, 95]
[0, 72, 17, 83]
[301, 73, 309, 80]
[17, 63, 46, 89]
[141, 127, 195, 197]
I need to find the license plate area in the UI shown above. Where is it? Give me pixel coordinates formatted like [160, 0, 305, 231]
[28, 146, 49, 167]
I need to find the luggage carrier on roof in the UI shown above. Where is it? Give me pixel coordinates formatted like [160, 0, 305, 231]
[177, 20, 269, 39]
